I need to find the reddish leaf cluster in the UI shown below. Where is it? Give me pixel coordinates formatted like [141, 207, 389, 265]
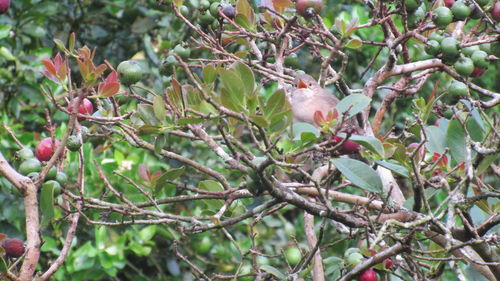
[41, 53, 68, 83]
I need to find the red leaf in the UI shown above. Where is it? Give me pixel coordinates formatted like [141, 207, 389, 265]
[42, 59, 57, 76]
[313, 110, 325, 126]
[138, 164, 151, 182]
[98, 82, 120, 97]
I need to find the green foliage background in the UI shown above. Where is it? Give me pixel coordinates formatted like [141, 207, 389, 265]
[0, 0, 498, 280]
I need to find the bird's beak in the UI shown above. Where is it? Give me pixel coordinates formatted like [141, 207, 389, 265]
[297, 79, 308, 89]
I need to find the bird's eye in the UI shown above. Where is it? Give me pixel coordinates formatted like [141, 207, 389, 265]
[308, 83, 312, 86]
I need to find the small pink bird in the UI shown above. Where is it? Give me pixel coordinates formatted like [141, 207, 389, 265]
[290, 74, 340, 125]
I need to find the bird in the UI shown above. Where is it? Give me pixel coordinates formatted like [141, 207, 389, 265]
[290, 74, 340, 126]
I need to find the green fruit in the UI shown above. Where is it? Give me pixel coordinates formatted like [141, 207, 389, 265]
[173, 44, 191, 59]
[441, 37, 460, 58]
[180, 5, 189, 17]
[19, 158, 42, 175]
[479, 43, 491, 54]
[66, 135, 82, 152]
[285, 247, 301, 266]
[117, 60, 144, 86]
[492, 41, 500, 57]
[346, 252, 364, 270]
[344, 247, 361, 258]
[195, 236, 212, 254]
[471, 50, 489, 68]
[27, 172, 39, 181]
[408, 6, 425, 28]
[462, 45, 480, 56]
[429, 31, 445, 43]
[42, 180, 61, 197]
[454, 56, 474, 76]
[56, 172, 68, 185]
[16, 148, 34, 160]
[433, 7, 453, 28]
[210, 2, 221, 17]
[425, 40, 441, 55]
[46, 166, 57, 180]
[81, 126, 90, 142]
[159, 55, 178, 76]
[199, 0, 211, 10]
[296, 0, 324, 18]
[451, 1, 471, 20]
[199, 11, 215, 27]
[405, 0, 421, 12]
[449, 80, 468, 96]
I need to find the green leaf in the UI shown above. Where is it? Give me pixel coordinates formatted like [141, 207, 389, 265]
[264, 89, 287, 119]
[219, 69, 245, 97]
[154, 134, 167, 154]
[446, 119, 466, 164]
[53, 38, 69, 54]
[336, 94, 371, 119]
[154, 166, 186, 195]
[139, 225, 157, 241]
[232, 62, 255, 97]
[220, 87, 244, 112]
[153, 95, 167, 122]
[260, 265, 287, 281]
[198, 180, 224, 192]
[177, 118, 206, 125]
[332, 158, 383, 193]
[375, 160, 409, 178]
[40, 182, 55, 227]
[137, 125, 162, 136]
[339, 133, 384, 158]
[167, 79, 184, 113]
[0, 257, 7, 274]
[425, 126, 446, 154]
[202, 64, 217, 83]
[0, 47, 15, 61]
[137, 104, 160, 125]
[477, 154, 500, 175]
[236, 0, 256, 30]
[153, 96, 167, 121]
[0, 24, 11, 40]
[345, 38, 362, 49]
[292, 122, 320, 141]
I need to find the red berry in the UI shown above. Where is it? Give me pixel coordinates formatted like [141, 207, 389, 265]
[0, 0, 10, 14]
[1, 238, 25, 258]
[67, 98, 93, 121]
[444, 0, 455, 8]
[357, 268, 377, 281]
[470, 67, 486, 78]
[492, 2, 500, 22]
[35, 137, 61, 162]
[332, 136, 360, 154]
[384, 258, 393, 270]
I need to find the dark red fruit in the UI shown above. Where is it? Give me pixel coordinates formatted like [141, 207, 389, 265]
[221, 4, 236, 19]
[492, 2, 500, 22]
[296, 0, 324, 18]
[357, 268, 377, 281]
[35, 138, 61, 162]
[0, 0, 10, 14]
[68, 98, 93, 121]
[444, 0, 455, 8]
[384, 258, 394, 270]
[332, 136, 360, 154]
[470, 67, 486, 78]
[1, 238, 25, 258]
